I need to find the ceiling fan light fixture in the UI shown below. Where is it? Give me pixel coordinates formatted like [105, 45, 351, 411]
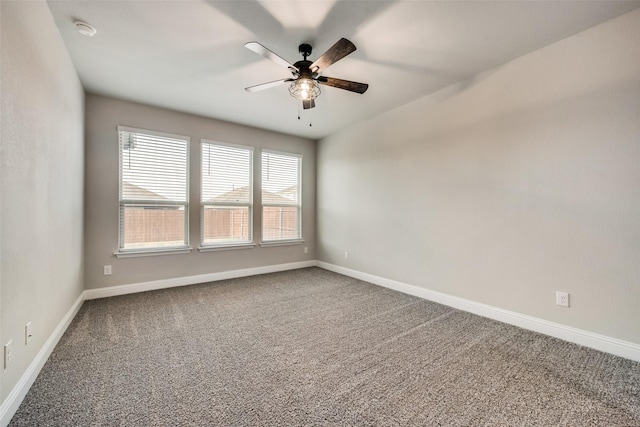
[289, 77, 320, 101]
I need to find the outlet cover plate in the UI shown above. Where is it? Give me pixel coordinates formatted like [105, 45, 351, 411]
[25, 321, 33, 345]
[4, 341, 13, 369]
[556, 291, 570, 307]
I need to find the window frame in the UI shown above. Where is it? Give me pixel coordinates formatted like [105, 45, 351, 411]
[260, 149, 303, 245]
[115, 125, 191, 257]
[199, 139, 255, 250]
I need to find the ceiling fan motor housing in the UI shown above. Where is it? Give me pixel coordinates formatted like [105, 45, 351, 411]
[293, 60, 315, 79]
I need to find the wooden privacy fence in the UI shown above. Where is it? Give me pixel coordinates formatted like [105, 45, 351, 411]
[123, 207, 184, 247]
[203, 208, 249, 242]
[123, 206, 298, 246]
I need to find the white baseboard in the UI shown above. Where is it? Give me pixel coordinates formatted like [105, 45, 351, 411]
[0, 293, 84, 427]
[84, 260, 317, 300]
[316, 261, 640, 363]
[3, 259, 637, 427]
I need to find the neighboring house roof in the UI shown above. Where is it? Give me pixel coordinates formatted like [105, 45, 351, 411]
[122, 181, 168, 200]
[207, 185, 296, 204]
[263, 187, 296, 204]
[123, 182, 298, 204]
[276, 185, 298, 200]
[210, 186, 251, 203]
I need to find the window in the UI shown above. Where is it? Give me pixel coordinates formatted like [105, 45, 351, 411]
[261, 150, 302, 242]
[118, 126, 189, 252]
[201, 141, 253, 246]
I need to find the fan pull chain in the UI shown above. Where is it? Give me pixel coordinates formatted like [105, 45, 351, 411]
[297, 103, 301, 120]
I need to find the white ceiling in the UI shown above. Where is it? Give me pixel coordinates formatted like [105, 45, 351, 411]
[47, 1, 639, 140]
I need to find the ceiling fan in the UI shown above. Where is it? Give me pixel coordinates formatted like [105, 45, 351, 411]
[244, 38, 369, 110]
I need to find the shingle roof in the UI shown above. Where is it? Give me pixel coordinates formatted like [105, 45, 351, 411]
[207, 186, 296, 204]
[121, 181, 168, 200]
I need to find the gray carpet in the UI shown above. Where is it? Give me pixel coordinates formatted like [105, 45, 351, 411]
[10, 267, 640, 426]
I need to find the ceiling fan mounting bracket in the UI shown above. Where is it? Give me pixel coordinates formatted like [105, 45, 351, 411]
[298, 43, 312, 60]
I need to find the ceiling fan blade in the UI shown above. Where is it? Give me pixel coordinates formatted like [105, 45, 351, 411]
[317, 76, 368, 94]
[245, 79, 293, 93]
[245, 42, 298, 72]
[310, 38, 356, 73]
[302, 99, 315, 110]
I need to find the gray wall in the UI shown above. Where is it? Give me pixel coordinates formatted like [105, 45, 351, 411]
[0, 0, 85, 401]
[84, 95, 316, 289]
[317, 10, 640, 344]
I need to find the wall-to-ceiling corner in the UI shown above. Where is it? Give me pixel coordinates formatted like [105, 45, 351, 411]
[0, 0, 85, 423]
[317, 9, 640, 350]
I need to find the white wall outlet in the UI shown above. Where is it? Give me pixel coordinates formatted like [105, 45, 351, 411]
[344, 251, 349, 259]
[104, 265, 112, 275]
[556, 291, 570, 307]
[25, 321, 33, 345]
[4, 341, 13, 369]
[303, 246, 308, 254]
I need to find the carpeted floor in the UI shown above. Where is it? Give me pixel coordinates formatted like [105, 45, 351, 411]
[10, 267, 640, 426]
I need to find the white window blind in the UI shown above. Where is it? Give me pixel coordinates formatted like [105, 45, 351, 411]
[261, 150, 302, 242]
[118, 126, 189, 251]
[201, 141, 253, 246]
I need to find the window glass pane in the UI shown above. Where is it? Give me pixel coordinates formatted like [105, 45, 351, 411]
[118, 127, 189, 251]
[202, 206, 250, 244]
[120, 132, 188, 202]
[262, 152, 300, 206]
[261, 151, 301, 241]
[201, 141, 253, 245]
[121, 205, 185, 250]
[202, 144, 252, 203]
[262, 206, 299, 241]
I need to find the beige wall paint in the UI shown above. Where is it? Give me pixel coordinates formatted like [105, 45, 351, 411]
[0, 0, 85, 402]
[317, 10, 640, 344]
[84, 95, 316, 289]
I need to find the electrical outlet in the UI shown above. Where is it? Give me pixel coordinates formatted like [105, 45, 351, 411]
[344, 251, 349, 259]
[556, 291, 570, 307]
[4, 341, 13, 369]
[303, 246, 308, 254]
[25, 322, 33, 345]
[104, 265, 112, 275]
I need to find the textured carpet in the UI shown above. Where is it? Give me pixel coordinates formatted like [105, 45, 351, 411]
[10, 267, 640, 426]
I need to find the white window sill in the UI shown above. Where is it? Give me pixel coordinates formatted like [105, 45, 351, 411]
[198, 243, 256, 252]
[114, 247, 193, 258]
[259, 239, 304, 248]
